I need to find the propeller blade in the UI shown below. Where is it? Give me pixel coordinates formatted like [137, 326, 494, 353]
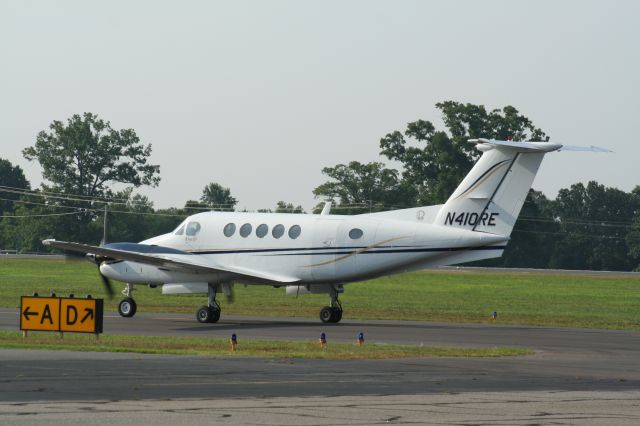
[99, 271, 114, 299]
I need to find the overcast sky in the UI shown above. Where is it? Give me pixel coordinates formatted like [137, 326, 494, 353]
[1, 0, 638, 211]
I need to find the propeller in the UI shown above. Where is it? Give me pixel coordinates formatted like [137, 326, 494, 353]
[99, 270, 115, 299]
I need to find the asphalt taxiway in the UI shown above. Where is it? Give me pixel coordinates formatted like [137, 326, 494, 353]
[1, 309, 640, 424]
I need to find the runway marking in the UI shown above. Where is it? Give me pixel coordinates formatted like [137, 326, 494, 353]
[104, 315, 194, 321]
[143, 378, 383, 387]
[149, 317, 193, 321]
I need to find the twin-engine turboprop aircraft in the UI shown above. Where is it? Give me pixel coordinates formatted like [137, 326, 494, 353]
[44, 139, 606, 323]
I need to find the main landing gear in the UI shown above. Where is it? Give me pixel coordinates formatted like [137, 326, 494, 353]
[196, 283, 221, 323]
[319, 285, 343, 324]
[118, 283, 137, 318]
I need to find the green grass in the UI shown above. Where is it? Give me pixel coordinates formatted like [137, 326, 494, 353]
[0, 331, 529, 359]
[2, 258, 640, 330]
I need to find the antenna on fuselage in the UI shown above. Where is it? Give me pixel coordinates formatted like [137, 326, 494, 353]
[320, 201, 332, 215]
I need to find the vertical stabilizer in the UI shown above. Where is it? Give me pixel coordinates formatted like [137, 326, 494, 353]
[433, 140, 561, 237]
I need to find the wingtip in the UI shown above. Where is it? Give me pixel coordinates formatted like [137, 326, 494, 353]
[42, 239, 55, 246]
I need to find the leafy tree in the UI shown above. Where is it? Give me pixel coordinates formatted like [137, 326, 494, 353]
[99, 189, 156, 243]
[21, 113, 160, 243]
[145, 207, 187, 236]
[0, 158, 30, 216]
[313, 161, 414, 214]
[23, 113, 160, 198]
[497, 190, 559, 268]
[379, 102, 548, 205]
[550, 181, 638, 271]
[0, 191, 59, 253]
[200, 182, 237, 211]
[275, 201, 304, 214]
[628, 226, 640, 270]
[184, 199, 208, 215]
[627, 190, 640, 270]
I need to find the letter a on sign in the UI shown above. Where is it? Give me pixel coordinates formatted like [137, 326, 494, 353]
[20, 296, 60, 331]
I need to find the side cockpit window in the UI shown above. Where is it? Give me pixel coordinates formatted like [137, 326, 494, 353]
[185, 221, 201, 236]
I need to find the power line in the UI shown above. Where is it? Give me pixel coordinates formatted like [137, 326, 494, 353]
[512, 228, 633, 242]
[0, 186, 235, 210]
[1, 211, 82, 218]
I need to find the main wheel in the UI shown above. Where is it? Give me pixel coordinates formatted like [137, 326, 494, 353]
[196, 306, 212, 323]
[320, 306, 333, 323]
[118, 297, 137, 318]
[196, 306, 221, 323]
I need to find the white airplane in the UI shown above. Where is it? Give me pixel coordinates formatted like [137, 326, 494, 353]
[43, 139, 607, 323]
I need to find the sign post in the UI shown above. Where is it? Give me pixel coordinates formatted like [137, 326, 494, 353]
[20, 295, 103, 336]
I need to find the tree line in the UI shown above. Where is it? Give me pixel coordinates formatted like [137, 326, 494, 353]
[1, 106, 639, 271]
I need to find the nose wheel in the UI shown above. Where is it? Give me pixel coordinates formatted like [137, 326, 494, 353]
[118, 297, 137, 317]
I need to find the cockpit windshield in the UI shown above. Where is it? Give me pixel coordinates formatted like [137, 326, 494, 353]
[173, 220, 186, 235]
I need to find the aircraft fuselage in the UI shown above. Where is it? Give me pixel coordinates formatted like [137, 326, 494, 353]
[100, 211, 507, 286]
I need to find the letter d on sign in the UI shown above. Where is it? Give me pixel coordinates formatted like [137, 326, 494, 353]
[66, 305, 78, 325]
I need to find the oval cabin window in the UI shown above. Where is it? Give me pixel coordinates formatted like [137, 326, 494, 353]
[223, 223, 236, 237]
[272, 224, 285, 239]
[349, 228, 363, 239]
[288, 225, 301, 239]
[239, 223, 252, 238]
[256, 224, 268, 238]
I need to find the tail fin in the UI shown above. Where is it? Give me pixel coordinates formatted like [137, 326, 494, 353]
[433, 139, 562, 237]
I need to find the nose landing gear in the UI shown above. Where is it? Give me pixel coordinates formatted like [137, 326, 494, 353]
[118, 283, 137, 318]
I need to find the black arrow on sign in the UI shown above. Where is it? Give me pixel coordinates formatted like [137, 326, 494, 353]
[22, 306, 38, 321]
[81, 308, 94, 323]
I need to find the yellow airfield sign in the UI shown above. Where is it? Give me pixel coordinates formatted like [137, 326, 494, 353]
[20, 296, 103, 334]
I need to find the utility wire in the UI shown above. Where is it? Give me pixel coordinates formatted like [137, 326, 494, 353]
[0, 186, 234, 209]
[1, 211, 83, 218]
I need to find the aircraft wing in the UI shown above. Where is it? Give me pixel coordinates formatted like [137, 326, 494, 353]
[42, 239, 301, 283]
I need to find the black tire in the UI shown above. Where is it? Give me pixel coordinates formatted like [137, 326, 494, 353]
[118, 298, 137, 318]
[333, 308, 343, 323]
[209, 307, 221, 323]
[319, 306, 333, 323]
[196, 306, 212, 323]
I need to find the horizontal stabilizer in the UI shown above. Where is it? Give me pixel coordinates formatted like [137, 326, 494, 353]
[468, 138, 562, 152]
[468, 138, 611, 153]
[557, 145, 612, 152]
